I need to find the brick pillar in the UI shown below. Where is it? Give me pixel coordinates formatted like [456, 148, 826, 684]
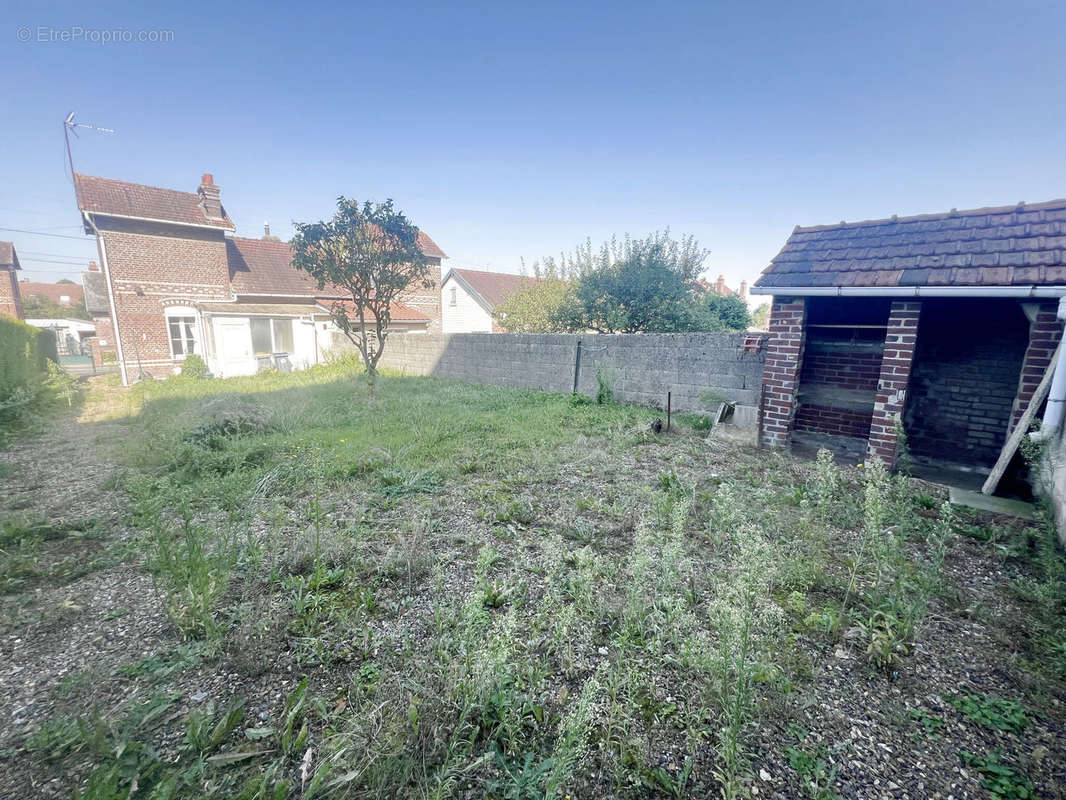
[866, 300, 921, 466]
[1009, 303, 1062, 434]
[758, 297, 807, 449]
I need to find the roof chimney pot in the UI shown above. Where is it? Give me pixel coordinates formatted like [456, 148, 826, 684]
[88, 260, 99, 272]
[201, 173, 214, 185]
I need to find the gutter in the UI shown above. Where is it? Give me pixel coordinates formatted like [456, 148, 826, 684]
[749, 285, 1066, 298]
[83, 212, 128, 386]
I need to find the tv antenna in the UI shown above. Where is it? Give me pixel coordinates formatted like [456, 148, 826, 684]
[63, 111, 115, 179]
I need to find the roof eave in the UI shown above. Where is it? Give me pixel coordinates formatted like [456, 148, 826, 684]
[750, 284, 1066, 298]
[83, 209, 235, 232]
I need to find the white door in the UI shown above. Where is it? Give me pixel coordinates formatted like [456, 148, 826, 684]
[213, 318, 255, 377]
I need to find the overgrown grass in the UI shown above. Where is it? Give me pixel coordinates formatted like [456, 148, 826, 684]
[7, 361, 1065, 799]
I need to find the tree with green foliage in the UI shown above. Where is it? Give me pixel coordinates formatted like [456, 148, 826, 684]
[511, 232, 750, 333]
[545, 232, 707, 333]
[750, 302, 770, 330]
[291, 198, 431, 398]
[687, 292, 751, 331]
[494, 276, 574, 333]
[21, 294, 91, 321]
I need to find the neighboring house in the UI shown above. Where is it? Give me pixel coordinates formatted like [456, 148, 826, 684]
[74, 172, 447, 384]
[441, 268, 537, 333]
[24, 318, 96, 355]
[0, 242, 23, 320]
[82, 261, 117, 365]
[697, 274, 749, 301]
[752, 199, 1066, 493]
[18, 281, 85, 308]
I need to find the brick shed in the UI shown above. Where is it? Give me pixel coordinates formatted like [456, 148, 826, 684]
[752, 199, 1066, 488]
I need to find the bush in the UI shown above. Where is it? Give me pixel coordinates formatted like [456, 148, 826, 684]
[180, 354, 209, 379]
[0, 319, 57, 429]
[0, 318, 49, 403]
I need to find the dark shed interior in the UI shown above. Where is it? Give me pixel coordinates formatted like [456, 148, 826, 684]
[902, 298, 1030, 485]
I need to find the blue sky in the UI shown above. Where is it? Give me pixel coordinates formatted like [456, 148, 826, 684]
[3, 0, 1066, 296]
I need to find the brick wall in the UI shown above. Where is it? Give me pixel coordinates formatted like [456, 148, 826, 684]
[0, 267, 23, 320]
[903, 300, 1028, 468]
[794, 403, 874, 439]
[377, 331, 767, 425]
[1010, 302, 1063, 432]
[758, 298, 807, 448]
[88, 315, 117, 367]
[95, 217, 231, 383]
[867, 301, 921, 465]
[396, 257, 443, 334]
[794, 334, 883, 441]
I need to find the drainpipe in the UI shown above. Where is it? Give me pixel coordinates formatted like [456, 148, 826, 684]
[1030, 295, 1066, 442]
[83, 212, 128, 386]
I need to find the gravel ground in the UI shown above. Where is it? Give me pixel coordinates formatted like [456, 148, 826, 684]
[0, 380, 1064, 799]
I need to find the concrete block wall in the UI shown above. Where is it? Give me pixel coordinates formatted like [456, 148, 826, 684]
[378, 332, 767, 425]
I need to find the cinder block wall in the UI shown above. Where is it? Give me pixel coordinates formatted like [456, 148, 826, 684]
[378, 332, 766, 426]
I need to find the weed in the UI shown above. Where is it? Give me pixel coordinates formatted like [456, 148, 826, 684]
[948, 693, 1028, 734]
[959, 750, 1035, 800]
[787, 744, 840, 800]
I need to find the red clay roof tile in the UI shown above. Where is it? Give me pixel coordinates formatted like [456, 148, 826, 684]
[74, 173, 236, 230]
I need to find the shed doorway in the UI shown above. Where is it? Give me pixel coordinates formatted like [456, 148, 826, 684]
[902, 298, 1030, 491]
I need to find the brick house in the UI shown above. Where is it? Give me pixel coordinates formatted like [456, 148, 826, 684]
[0, 242, 24, 320]
[74, 172, 446, 384]
[18, 281, 85, 308]
[441, 268, 540, 333]
[752, 199, 1066, 487]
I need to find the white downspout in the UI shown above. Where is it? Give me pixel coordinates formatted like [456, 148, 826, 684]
[1030, 295, 1066, 442]
[84, 212, 128, 386]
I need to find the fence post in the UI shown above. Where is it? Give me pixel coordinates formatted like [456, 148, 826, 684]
[572, 339, 582, 395]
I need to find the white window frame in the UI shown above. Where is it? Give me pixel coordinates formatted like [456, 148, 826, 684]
[164, 306, 200, 360]
[250, 316, 295, 356]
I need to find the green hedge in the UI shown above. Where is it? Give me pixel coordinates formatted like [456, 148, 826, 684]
[0, 317, 53, 404]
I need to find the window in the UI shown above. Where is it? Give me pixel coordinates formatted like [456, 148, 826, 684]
[250, 317, 294, 356]
[449, 286, 457, 306]
[167, 315, 198, 357]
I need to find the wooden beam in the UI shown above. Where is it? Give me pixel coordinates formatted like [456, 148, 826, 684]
[981, 340, 1061, 495]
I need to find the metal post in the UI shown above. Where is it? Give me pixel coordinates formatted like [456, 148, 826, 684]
[572, 339, 582, 394]
[667, 391, 672, 432]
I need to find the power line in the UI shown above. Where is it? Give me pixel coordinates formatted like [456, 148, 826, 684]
[0, 227, 87, 240]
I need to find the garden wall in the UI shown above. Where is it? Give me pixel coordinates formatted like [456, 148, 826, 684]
[377, 332, 767, 427]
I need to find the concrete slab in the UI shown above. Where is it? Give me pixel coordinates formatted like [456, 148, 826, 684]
[948, 488, 1036, 520]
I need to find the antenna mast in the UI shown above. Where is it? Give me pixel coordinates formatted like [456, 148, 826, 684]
[63, 111, 115, 178]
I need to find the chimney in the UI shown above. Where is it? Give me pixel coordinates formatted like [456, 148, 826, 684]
[88, 260, 99, 272]
[262, 221, 280, 242]
[198, 173, 223, 220]
[740, 280, 748, 301]
[716, 274, 726, 295]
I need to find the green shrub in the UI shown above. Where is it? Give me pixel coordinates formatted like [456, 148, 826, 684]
[180, 353, 209, 379]
[0, 317, 50, 404]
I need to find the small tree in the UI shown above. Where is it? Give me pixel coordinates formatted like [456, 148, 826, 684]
[494, 277, 573, 332]
[291, 197, 431, 397]
[687, 293, 751, 331]
[548, 232, 708, 333]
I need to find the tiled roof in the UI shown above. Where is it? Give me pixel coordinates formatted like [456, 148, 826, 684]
[0, 241, 19, 270]
[417, 231, 447, 260]
[447, 268, 537, 309]
[228, 236, 445, 298]
[74, 173, 236, 230]
[226, 237, 334, 297]
[314, 298, 429, 323]
[18, 281, 84, 305]
[756, 199, 1066, 290]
